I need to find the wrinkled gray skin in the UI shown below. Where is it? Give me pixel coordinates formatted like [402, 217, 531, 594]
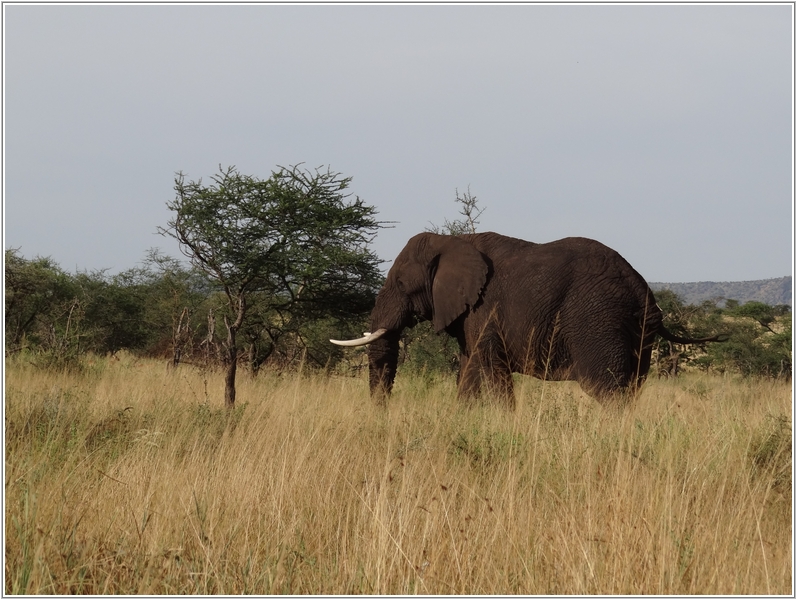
[364, 232, 723, 408]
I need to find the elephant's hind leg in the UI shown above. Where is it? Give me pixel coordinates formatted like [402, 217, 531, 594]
[457, 353, 482, 400]
[570, 337, 637, 403]
[587, 337, 654, 403]
[487, 370, 516, 409]
[457, 348, 516, 410]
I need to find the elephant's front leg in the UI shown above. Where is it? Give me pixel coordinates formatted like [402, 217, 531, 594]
[368, 332, 401, 405]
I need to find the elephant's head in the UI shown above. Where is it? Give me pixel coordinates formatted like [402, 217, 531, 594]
[331, 232, 489, 399]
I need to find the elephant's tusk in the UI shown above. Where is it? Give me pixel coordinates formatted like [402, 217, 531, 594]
[330, 328, 388, 347]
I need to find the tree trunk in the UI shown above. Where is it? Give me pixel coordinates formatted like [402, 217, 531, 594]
[224, 324, 237, 408]
[223, 290, 247, 409]
[172, 307, 189, 368]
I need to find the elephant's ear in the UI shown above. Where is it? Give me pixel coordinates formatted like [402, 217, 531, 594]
[431, 237, 488, 333]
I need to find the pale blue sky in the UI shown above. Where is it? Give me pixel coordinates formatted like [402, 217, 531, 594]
[4, 4, 793, 282]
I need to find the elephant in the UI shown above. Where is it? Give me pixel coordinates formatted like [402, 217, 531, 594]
[331, 232, 724, 407]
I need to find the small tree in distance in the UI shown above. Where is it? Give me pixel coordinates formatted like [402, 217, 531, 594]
[405, 187, 487, 377]
[160, 164, 384, 408]
[427, 186, 485, 236]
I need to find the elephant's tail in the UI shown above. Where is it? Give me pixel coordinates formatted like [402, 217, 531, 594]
[657, 325, 729, 344]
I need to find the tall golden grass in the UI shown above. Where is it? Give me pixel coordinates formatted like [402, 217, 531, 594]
[5, 353, 792, 594]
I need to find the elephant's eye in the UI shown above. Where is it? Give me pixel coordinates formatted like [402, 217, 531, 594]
[396, 279, 407, 293]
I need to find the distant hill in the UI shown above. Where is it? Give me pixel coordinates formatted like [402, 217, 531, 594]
[649, 276, 792, 307]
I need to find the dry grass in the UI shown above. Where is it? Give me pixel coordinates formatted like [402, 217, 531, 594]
[5, 353, 792, 594]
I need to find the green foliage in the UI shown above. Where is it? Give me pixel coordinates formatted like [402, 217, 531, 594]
[699, 316, 791, 378]
[131, 249, 217, 358]
[162, 164, 383, 309]
[73, 270, 151, 354]
[5, 249, 91, 370]
[5, 249, 215, 367]
[161, 164, 385, 371]
[396, 320, 461, 380]
[5, 249, 79, 353]
[654, 291, 791, 379]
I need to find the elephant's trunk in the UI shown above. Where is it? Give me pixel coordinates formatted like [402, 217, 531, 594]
[368, 331, 401, 403]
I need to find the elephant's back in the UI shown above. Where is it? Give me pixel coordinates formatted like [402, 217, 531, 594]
[464, 232, 656, 310]
[534, 237, 647, 284]
[500, 235, 657, 319]
[464, 234, 634, 274]
[459, 231, 539, 257]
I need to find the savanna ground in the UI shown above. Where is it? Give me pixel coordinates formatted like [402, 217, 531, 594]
[5, 352, 792, 594]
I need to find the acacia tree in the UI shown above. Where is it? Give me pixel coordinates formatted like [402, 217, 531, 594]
[427, 186, 485, 236]
[161, 164, 383, 407]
